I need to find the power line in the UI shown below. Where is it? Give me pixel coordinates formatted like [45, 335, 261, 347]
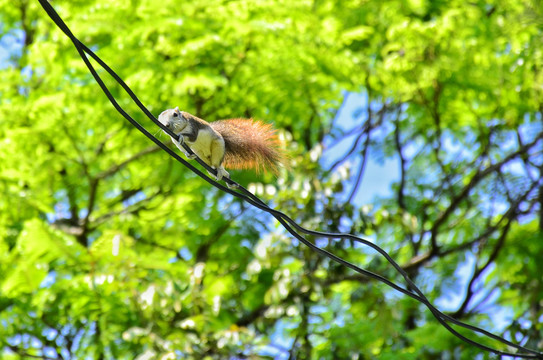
[36, 1, 543, 358]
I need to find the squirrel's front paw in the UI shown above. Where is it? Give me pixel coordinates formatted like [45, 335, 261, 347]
[186, 154, 197, 160]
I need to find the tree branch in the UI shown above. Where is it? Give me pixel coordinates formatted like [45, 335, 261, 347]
[346, 106, 373, 204]
[429, 133, 543, 249]
[96, 145, 161, 180]
[452, 219, 513, 318]
[404, 178, 539, 271]
[394, 108, 407, 211]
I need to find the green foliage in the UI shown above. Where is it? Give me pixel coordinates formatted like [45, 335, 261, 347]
[1, 0, 542, 359]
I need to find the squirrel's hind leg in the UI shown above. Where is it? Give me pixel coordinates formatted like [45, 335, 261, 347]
[209, 138, 229, 181]
[204, 166, 229, 181]
[213, 166, 230, 181]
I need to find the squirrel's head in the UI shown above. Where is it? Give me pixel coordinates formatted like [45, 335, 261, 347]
[158, 107, 188, 135]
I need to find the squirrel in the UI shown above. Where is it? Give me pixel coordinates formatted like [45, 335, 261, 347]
[158, 107, 283, 182]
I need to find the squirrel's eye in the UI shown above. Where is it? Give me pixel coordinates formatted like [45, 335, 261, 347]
[173, 112, 178, 117]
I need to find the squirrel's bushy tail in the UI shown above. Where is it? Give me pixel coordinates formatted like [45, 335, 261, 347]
[210, 119, 284, 174]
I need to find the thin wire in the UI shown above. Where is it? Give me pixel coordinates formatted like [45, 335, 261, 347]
[36, 1, 543, 358]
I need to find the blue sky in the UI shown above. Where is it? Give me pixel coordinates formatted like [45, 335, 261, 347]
[321, 91, 400, 206]
[0, 29, 23, 68]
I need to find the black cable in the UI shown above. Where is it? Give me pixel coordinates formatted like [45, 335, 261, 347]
[36, 1, 543, 358]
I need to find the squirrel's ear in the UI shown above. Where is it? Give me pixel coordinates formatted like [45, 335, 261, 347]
[174, 106, 180, 112]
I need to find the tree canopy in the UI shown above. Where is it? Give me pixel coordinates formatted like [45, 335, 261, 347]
[1, 0, 542, 359]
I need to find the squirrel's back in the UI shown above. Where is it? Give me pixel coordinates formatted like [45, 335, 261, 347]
[210, 119, 283, 174]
